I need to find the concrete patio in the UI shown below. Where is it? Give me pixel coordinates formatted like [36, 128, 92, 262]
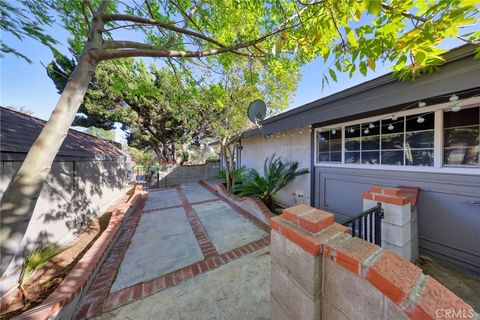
[75, 182, 271, 319]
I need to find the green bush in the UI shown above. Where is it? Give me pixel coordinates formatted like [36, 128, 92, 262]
[215, 166, 249, 192]
[233, 155, 309, 210]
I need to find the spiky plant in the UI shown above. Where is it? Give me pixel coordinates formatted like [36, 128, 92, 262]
[214, 166, 248, 192]
[233, 155, 309, 209]
[18, 244, 64, 303]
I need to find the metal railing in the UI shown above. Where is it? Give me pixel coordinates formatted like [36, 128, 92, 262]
[342, 203, 384, 246]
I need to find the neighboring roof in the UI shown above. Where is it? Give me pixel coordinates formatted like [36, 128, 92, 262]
[243, 44, 480, 137]
[0, 107, 124, 159]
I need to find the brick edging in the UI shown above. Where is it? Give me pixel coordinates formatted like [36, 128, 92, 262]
[176, 186, 219, 259]
[102, 236, 270, 312]
[271, 204, 477, 320]
[199, 180, 275, 229]
[14, 185, 145, 320]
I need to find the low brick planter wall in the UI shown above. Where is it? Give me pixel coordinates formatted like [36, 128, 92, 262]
[14, 185, 145, 320]
[200, 180, 275, 224]
[270, 204, 478, 320]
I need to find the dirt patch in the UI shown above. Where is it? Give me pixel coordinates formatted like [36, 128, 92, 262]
[419, 256, 480, 312]
[0, 191, 132, 319]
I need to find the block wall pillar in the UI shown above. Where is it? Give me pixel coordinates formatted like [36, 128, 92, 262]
[362, 186, 419, 262]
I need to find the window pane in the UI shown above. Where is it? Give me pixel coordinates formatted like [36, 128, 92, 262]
[331, 139, 342, 152]
[406, 112, 434, 131]
[361, 151, 380, 164]
[406, 131, 434, 149]
[444, 107, 479, 128]
[331, 152, 342, 162]
[318, 132, 328, 141]
[317, 128, 341, 163]
[345, 125, 360, 138]
[318, 152, 329, 162]
[362, 136, 380, 150]
[381, 133, 404, 150]
[345, 138, 360, 151]
[361, 121, 380, 136]
[330, 129, 341, 140]
[444, 127, 479, 148]
[381, 150, 404, 165]
[318, 141, 329, 152]
[381, 117, 404, 134]
[345, 151, 360, 163]
[406, 150, 434, 166]
[444, 147, 479, 166]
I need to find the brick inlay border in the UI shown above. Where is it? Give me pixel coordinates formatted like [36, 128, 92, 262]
[143, 198, 220, 214]
[175, 186, 219, 259]
[199, 181, 271, 233]
[73, 195, 147, 320]
[102, 236, 270, 312]
[74, 184, 271, 318]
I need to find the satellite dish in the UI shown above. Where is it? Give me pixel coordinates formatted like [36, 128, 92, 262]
[247, 99, 267, 126]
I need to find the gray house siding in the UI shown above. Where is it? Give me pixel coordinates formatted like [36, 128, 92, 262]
[314, 166, 480, 276]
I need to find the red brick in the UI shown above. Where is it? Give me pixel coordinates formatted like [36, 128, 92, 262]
[369, 186, 383, 194]
[182, 267, 193, 280]
[165, 274, 175, 288]
[405, 276, 474, 320]
[298, 210, 334, 233]
[362, 192, 374, 200]
[282, 222, 348, 256]
[153, 277, 165, 292]
[334, 237, 380, 275]
[86, 301, 104, 318]
[270, 215, 283, 232]
[174, 270, 184, 284]
[206, 258, 215, 269]
[366, 251, 422, 305]
[198, 260, 208, 272]
[374, 194, 408, 206]
[143, 281, 154, 297]
[103, 292, 120, 311]
[282, 204, 314, 224]
[117, 287, 132, 306]
[381, 187, 403, 196]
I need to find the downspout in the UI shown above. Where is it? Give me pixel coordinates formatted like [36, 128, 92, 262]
[310, 125, 315, 207]
[237, 140, 242, 169]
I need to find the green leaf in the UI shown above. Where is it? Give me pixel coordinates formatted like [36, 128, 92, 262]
[346, 27, 357, 46]
[329, 69, 337, 82]
[366, 1, 382, 15]
[359, 61, 367, 76]
[415, 51, 427, 65]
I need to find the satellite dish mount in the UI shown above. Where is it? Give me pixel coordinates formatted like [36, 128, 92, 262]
[247, 100, 267, 135]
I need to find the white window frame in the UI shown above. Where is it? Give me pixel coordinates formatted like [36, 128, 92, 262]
[314, 96, 480, 175]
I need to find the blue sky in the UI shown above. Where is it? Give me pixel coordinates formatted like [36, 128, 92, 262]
[0, 12, 468, 137]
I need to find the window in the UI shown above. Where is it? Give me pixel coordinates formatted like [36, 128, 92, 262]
[314, 97, 480, 172]
[443, 106, 479, 166]
[317, 128, 341, 162]
[405, 113, 434, 166]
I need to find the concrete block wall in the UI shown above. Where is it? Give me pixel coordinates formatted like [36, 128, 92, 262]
[240, 127, 311, 207]
[362, 186, 419, 262]
[270, 204, 478, 320]
[0, 159, 128, 295]
[155, 162, 220, 187]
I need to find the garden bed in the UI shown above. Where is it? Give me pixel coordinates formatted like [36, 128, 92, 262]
[0, 189, 134, 319]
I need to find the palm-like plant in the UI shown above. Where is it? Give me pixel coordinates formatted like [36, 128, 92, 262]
[234, 155, 309, 210]
[215, 166, 248, 191]
[18, 244, 64, 303]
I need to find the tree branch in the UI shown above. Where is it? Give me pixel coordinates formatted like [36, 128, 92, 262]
[102, 13, 227, 48]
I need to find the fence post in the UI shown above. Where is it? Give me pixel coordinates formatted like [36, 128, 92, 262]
[363, 186, 419, 262]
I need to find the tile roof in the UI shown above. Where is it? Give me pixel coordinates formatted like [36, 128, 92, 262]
[0, 107, 124, 158]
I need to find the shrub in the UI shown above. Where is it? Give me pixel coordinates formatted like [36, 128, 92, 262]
[215, 166, 249, 192]
[233, 154, 309, 209]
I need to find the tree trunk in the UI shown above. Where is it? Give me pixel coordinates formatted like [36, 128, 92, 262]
[0, 1, 109, 274]
[221, 140, 231, 191]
